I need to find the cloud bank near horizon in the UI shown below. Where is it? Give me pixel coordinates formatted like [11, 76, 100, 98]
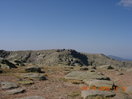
[118, 0, 132, 7]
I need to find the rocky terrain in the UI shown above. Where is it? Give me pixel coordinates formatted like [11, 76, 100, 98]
[0, 49, 132, 99]
[0, 49, 132, 68]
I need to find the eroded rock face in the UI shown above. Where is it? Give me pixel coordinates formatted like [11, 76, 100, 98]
[0, 82, 18, 90]
[81, 90, 116, 99]
[15, 96, 45, 99]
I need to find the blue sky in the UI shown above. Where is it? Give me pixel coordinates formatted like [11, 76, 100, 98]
[0, 0, 132, 58]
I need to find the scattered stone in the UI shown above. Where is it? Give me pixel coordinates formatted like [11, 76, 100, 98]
[0, 81, 18, 90]
[89, 69, 96, 72]
[80, 67, 89, 71]
[6, 88, 25, 95]
[14, 60, 25, 66]
[81, 90, 116, 99]
[116, 72, 124, 75]
[0, 69, 3, 73]
[25, 66, 43, 73]
[21, 73, 47, 80]
[15, 96, 45, 99]
[107, 65, 114, 69]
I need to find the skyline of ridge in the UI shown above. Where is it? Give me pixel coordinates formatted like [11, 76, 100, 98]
[0, 0, 132, 59]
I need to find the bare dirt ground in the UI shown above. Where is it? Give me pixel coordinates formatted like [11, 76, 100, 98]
[0, 66, 132, 99]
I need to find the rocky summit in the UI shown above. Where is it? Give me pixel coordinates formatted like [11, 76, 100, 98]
[0, 49, 132, 68]
[0, 49, 132, 99]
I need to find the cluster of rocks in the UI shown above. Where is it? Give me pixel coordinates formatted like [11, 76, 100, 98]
[0, 49, 132, 68]
[0, 81, 45, 99]
[0, 66, 47, 99]
[0, 81, 25, 95]
[65, 66, 117, 99]
[0, 58, 17, 69]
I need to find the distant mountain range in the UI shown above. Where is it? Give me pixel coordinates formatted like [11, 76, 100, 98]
[108, 55, 132, 61]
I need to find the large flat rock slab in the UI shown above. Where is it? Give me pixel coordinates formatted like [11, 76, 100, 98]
[0, 81, 18, 90]
[65, 71, 110, 81]
[81, 90, 116, 99]
[84, 79, 115, 90]
[5, 88, 25, 95]
[15, 96, 45, 99]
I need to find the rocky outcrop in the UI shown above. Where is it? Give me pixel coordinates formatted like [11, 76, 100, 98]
[0, 58, 17, 69]
[0, 50, 10, 58]
[2, 49, 88, 66]
[0, 49, 132, 67]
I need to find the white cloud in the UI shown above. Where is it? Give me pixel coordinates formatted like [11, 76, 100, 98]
[119, 0, 132, 7]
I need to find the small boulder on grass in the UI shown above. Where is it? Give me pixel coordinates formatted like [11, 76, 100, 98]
[25, 66, 43, 73]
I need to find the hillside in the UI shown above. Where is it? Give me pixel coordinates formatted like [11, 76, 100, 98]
[108, 55, 132, 61]
[0, 49, 132, 68]
[0, 49, 132, 99]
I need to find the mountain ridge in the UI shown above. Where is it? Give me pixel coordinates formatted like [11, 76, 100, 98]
[0, 49, 132, 68]
[108, 55, 132, 61]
